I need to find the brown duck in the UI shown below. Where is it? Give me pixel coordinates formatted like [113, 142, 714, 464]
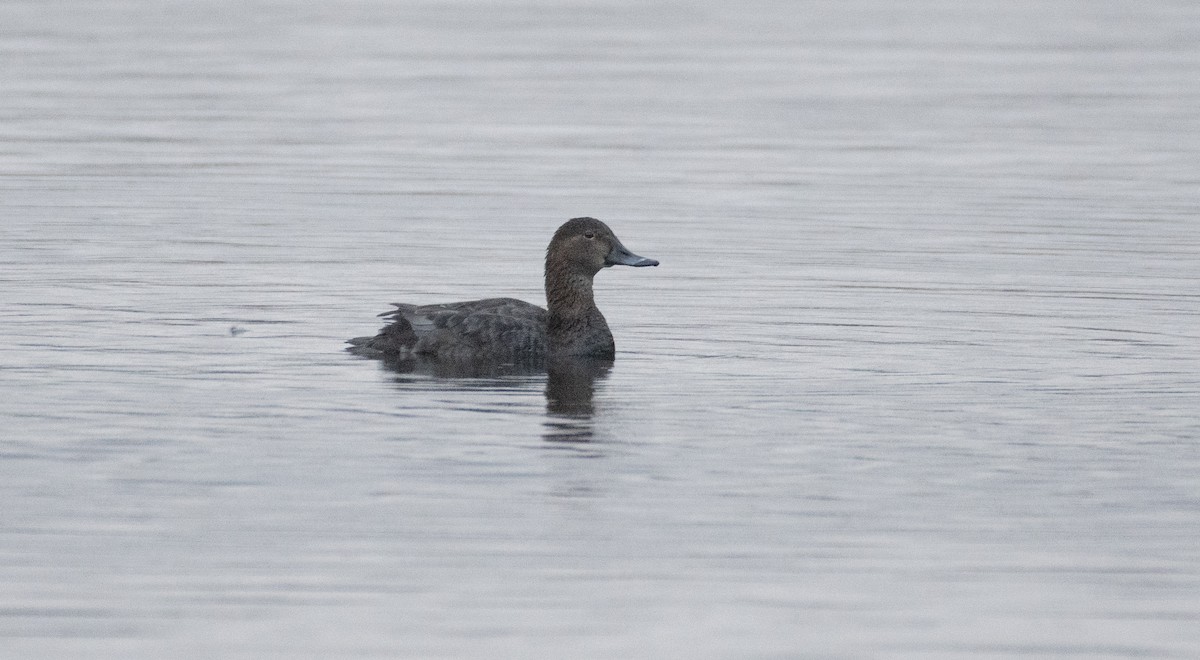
[347, 217, 658, 363]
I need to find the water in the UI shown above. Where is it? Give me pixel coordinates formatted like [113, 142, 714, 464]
[3, 0, 1199, 657]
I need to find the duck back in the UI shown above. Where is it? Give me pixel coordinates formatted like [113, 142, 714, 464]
[347, 297, 547, 361]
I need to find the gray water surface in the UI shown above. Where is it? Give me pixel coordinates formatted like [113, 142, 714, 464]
[3, 1, 1200, 658]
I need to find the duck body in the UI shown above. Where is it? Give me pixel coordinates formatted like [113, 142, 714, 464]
[348, 217, 657, 364]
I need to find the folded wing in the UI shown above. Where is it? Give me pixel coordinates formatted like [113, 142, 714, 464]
[347, 297, 548, 361]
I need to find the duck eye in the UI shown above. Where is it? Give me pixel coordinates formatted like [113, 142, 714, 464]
[584, 232, 595, 239]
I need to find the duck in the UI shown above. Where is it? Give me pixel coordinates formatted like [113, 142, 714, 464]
[347, 217, 658, 363]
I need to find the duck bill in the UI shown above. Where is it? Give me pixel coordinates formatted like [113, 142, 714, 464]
[605, 240, 659, 267]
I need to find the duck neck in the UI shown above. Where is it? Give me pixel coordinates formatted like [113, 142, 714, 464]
[545, 257, 598, 321]
[545, 257, 612, 356]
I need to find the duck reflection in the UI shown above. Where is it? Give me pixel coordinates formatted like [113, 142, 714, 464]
[377, 353, 545, 379]
[368, 354, 612, 444]
[543, 356, 612, 444]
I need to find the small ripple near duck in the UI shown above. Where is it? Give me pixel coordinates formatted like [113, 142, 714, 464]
[347, 217, 658, 365]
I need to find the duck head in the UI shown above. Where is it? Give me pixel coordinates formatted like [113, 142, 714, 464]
[547, 217, 659, 276]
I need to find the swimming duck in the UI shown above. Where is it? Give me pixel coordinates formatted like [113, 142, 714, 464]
[347, 217, 658, 363]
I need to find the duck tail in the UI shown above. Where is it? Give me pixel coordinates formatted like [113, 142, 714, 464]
[346, 310, 419, 358]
